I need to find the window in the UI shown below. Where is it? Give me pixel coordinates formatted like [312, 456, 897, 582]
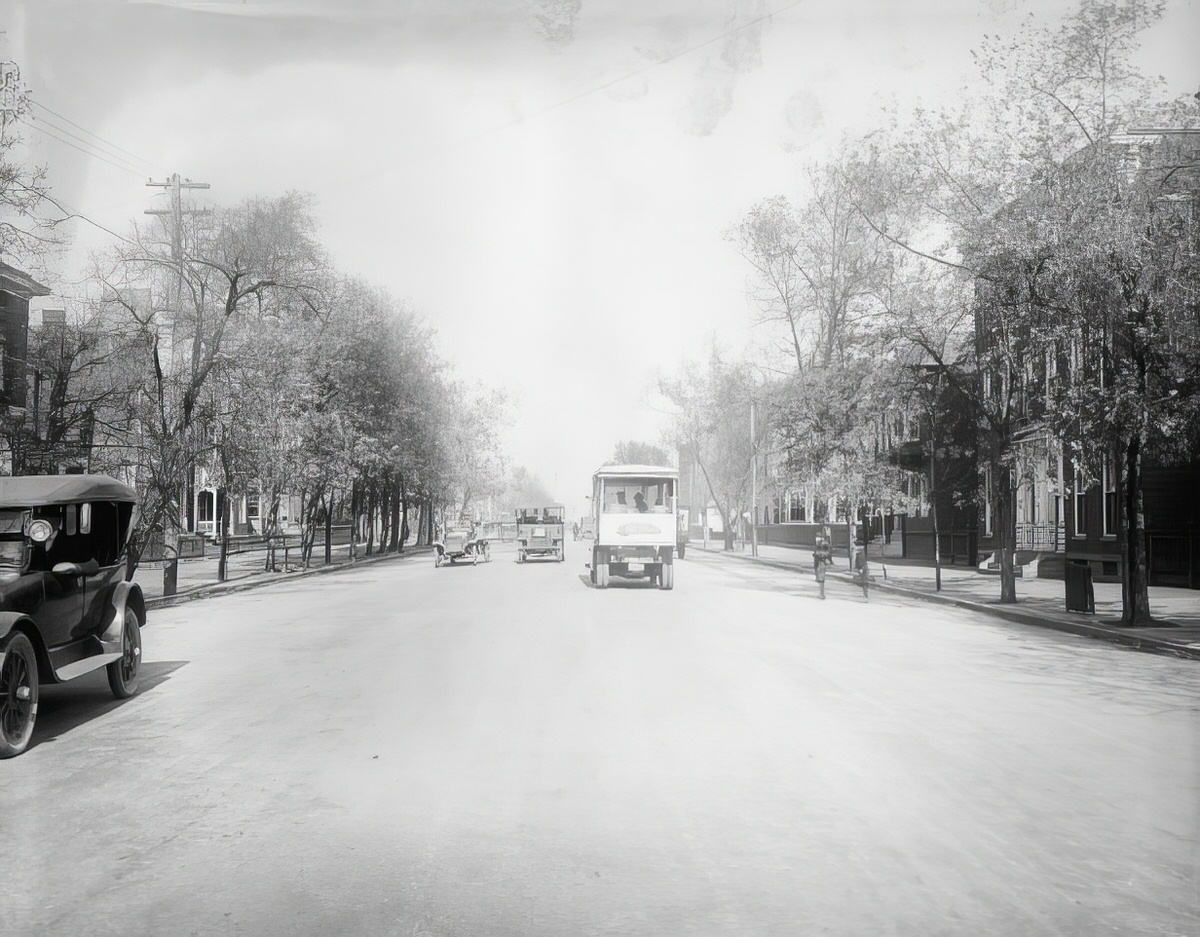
[983, 466, 993, 536]
[1072, 466, 1087, 538]
[1102, 456, 1117, 537]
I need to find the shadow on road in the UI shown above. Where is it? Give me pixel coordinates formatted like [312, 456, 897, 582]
[28, 660, 189, 753]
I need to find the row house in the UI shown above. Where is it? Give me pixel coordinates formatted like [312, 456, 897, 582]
[974, 128, 1200, 588]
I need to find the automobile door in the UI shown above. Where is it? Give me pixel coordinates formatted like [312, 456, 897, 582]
[80, 502, 126, 638]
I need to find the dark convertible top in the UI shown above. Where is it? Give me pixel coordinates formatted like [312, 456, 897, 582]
[0, 474, 138, 507]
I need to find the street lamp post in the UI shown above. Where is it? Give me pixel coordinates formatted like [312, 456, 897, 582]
[750, 399, 758, 558]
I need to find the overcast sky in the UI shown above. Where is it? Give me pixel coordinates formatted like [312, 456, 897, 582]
[3, 0, 1197, 513]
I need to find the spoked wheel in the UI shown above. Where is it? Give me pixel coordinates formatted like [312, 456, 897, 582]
[1, 632, 39, 759]
[107, 607, 142, 699]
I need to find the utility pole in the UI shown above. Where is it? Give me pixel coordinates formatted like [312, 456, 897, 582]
[145, 174, 210, 535]
[145, 173, 210, 261]
[750, 399, 759, 557]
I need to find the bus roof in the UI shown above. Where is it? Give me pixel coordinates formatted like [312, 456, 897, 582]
[592, 463, 678, 479]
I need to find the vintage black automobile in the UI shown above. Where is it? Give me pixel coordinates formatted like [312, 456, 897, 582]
[0, 475, 146, 758]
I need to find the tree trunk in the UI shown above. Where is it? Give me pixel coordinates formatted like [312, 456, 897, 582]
[995, 463, 1018, 604]
[386, 477, 400, 552]
[324, 494, 333, 565]
[398, 471, 409, 550]
[1121, 433, 1153, 625]
[217, 489, 230, 582]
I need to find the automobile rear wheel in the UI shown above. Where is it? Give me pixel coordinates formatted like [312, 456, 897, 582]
[107, 607, 142, 699]
[660, 562, 674, 590]
[1, 632, 38, 759]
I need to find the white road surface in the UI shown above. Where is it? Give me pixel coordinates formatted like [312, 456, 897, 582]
[5, 543, 1198, 937]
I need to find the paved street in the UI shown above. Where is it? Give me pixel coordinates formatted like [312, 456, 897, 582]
[6, 542, 1199, 937]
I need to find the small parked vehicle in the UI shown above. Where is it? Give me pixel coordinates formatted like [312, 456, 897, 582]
[515, 506, 565, 562]
[0, 474, 146, 758]
[434, 524, 491, 566]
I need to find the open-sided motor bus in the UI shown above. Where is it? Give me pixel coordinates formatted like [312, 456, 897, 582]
[588, 464, 678, 590]
[515, 506, 565, 562]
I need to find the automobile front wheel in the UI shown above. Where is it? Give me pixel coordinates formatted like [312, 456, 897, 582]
[107, 607, 142, 699]
[1, 632, 39, 758]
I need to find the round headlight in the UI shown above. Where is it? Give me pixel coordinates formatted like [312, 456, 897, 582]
[28, 518, 55, 543]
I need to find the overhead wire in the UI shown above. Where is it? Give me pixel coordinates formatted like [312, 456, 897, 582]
[31, 100, 162, 174]
[25, 118, 150, 178]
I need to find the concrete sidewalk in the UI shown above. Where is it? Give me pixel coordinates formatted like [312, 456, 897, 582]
[693, 541, 1200, 660]
[134, 541, 430, 609]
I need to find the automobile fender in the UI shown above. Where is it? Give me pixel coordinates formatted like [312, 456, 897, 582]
[100, 581, 146, 655]
[0, 612, 51, 682]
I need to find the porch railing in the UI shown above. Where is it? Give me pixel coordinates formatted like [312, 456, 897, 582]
[1016, 522, 1063, 552]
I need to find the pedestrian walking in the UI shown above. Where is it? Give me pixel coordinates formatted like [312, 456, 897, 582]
[812, 535, 832, 600]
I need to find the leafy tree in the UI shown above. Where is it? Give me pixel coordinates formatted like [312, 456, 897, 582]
[660, 349, 767, 551]
[612, 440, 671, 466]
[0, 68, 60, 269]
[94, 192, 324, 543]
[733, 147, 907, 547]
[866, 0, 1194, 615]
[494, 466, 556, 514]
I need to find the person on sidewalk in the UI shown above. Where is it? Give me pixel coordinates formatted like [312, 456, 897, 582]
[812, 535, 833, 600]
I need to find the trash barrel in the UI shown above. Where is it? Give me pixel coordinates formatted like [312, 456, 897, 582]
[1065, 560, 1094, 613]
[162, 545, 179, 598]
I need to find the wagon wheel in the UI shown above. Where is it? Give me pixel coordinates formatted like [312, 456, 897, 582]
[0, 632, 39, 759]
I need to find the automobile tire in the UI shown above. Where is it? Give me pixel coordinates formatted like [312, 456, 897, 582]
[107, 607, 142, 699]
[660, 562, 674, 590]
[595, 563, 609, 588]
[1, 632, 39, 759]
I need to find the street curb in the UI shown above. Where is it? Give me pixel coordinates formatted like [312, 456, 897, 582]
[143, 547, 432, 611]
[694, 549, 1200, 661]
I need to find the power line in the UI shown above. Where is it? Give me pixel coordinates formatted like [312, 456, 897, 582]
[31, 100, 161, 173]
[27, 114, 153, 177]
[25, 120, 150, 178]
